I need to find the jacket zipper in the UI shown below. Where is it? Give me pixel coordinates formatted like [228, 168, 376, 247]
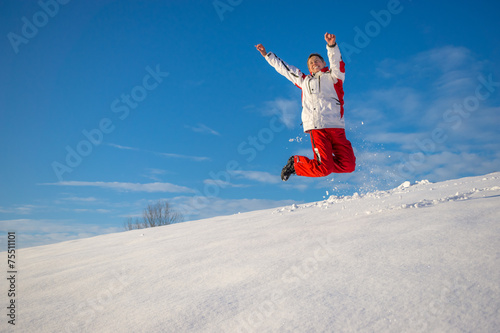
[308, 75, 321, 128]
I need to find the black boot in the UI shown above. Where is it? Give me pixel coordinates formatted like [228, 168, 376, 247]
[281, 156, 296, 181]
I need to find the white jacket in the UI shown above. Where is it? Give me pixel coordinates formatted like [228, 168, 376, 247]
[265, 44, 346, 132]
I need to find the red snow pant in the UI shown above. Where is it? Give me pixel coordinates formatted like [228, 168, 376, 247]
[294, 128, 356, 177]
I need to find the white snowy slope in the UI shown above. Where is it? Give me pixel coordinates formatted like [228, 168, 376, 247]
[2, 173, 500, 332]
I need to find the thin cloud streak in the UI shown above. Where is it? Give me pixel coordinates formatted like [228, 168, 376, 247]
[106, 143, 139, 151]
[107, 143, 211, 162]
[185, 123, 221, 136]
[230, 170, 281, 184]
[40, 181, 195, 193]
[154, 152, 210, 162]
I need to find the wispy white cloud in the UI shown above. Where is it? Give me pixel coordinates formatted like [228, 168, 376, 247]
[72, 208, 112, 213]
[364, 132, 423, 150]
[60, 196, 99, 202]
[169, 196, 302, 221]
[229, 170, 281, 184]
[185, 123, 221, 136]
[106, 143, 139, 151]
[0, 205, 40, 215]
[400, 150, 500, 182]
[154, 152, 210, 162]
[107, 143, 211, 162]
[0, 219, 121, 249]
[347, 45, 500, 184]
[202, 179, 249, 188]
[375, 46, 478, 83]
[40, 181, 195, 193]
[141, 168, 173, 181]
[201, 170, 286, 189]
[183, 79, 205, 87]
[262, 96, 300, 129]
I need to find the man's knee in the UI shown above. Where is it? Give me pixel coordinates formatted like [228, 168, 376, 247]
[339, 157, 356, 173]
[344, 164, 355, 173]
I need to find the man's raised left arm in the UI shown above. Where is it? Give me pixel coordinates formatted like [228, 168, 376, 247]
[325, 33, 345, 82]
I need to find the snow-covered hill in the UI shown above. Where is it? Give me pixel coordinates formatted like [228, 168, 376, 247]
[3, 173, 500, 332]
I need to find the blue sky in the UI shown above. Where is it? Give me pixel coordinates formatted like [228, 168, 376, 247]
[1, 0, 500, 248]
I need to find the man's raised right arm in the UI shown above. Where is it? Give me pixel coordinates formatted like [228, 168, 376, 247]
[255, 44, 305, 88]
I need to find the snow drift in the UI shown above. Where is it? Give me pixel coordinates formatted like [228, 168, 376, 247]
[2, 173, 500, 332]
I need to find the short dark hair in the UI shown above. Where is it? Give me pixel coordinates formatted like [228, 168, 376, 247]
[308, 53, 325, 63]
[307, 53, 325, 69]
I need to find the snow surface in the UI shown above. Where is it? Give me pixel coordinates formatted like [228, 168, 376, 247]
[2, 173, 500, 332]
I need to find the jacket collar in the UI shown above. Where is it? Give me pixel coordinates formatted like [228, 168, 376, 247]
[310, 66, 329, 76]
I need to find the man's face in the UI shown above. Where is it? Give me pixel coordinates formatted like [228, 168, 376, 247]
[308, 56, 326, 74]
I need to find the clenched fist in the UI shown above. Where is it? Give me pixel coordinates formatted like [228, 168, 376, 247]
[324, 33, 336, 46]
[255, 44, 267, 57]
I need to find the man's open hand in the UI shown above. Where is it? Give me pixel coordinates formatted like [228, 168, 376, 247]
[325, 33, 336, 46]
